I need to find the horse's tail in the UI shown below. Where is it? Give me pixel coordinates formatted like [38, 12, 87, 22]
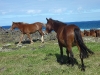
[74, 28, 94, 58]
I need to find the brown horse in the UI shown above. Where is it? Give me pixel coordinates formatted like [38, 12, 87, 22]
[90, 29, 96, 37]
[45, 18, 94, 71]
[81, 31, 84, 37]
[84, 30, 90, 36]
[10, 22, 44, 44]
[95, 29, 100, 37]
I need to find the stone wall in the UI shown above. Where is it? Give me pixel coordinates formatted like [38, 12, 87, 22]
[0, 27, 100, 44]
[0, 27, 57, 43]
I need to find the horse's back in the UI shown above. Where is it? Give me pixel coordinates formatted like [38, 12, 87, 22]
[24, 22, 43, 30]
[64, 24, 79, 36]
[64, 24, 79, 43]
[34, 22, 43, 26]
[57, 24, 79, 47]
[19, 23, 40, 33]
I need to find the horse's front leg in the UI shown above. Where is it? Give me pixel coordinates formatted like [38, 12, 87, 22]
[18, 34, 24, 45]
[27, 33, 33, 44]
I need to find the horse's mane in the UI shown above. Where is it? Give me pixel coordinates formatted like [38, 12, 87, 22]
[50, 18, 67, 26]
[18, 22, 28, 24]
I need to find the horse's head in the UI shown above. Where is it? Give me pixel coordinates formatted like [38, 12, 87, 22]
[45, 18, 54, 33]
[10, 22, 18, 30]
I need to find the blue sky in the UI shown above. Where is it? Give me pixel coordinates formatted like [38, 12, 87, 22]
[0, 0, 100, 26]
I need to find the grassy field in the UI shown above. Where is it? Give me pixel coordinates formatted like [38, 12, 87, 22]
[0, 40, 100, 75]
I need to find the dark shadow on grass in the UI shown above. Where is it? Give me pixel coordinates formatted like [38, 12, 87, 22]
[55, 53, 88, 71]
[55, 53, 79, 66]
[15, 39, 40, 44]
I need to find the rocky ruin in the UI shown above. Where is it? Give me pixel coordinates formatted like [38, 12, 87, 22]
[0, 27, 100, 44]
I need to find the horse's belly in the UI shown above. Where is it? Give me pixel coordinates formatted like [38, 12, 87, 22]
[58, 39, 76, 47]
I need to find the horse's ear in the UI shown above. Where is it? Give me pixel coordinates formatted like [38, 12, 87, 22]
[46, 18, 49, 21]
[49, 18, 52, 20]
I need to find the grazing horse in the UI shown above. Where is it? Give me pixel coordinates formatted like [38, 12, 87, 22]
[95, 30, 100, 37]
[45, 18, 94, 71]
[90, 29, 96, 37]
[84, 30, 90, 36]
[10, 22, 44, 44]
[81, 31, 84, 37]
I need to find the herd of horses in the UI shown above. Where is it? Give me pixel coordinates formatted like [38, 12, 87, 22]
[81, 29, 100, 37]
[10, 18, 97, 71]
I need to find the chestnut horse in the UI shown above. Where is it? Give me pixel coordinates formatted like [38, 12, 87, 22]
[90, 29, 96, 37]
[45, 18, 94, 71]
[10, 22, 44, 44]
[81, 31, 84, 37]
[95, 29, 100, 37]
[84, 30, 90, 36]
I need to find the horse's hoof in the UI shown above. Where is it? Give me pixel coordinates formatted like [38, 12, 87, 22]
[30, 42, 34, 44]
[71, 63, 74, 66]
[67, 60, 71, 65]
[17, 43, 21, 45]
[59, 59, 64, 64]
[17, 44, 22, 47]
[41, 41, 44, 43]
[81, 68, 85, 71]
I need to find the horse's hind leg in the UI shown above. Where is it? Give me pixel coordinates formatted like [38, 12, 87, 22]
[77, 44, 85, 71]
[38, 30, 44, 43]
[41, 35, 44, 43]
[80, 53, 85, 71]
[27, 33, 33, 44]
[18, 34, 24, 45]
[76, 44, 85, 71]
[67, 46, 74, 66]
[70, 50, 74, 66]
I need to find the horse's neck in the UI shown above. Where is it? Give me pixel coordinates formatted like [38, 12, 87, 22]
[17, 24, 23, 30]
[53, 23, 65, 33]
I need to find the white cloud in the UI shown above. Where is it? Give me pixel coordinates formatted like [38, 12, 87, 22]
[49, 8, 66, 14]
[1, 11, 7, 15]
[26, 9, 42, 14]
[0, 10, 7, 15]
[91, 9, 100, 13]
[69, 7, 100, 14]
[54, 9, 63, 13]
[0, 15, 32, 19]
[38, 0, 47, 1]
[0, 10, 13, 15]
[77, 7, 83, 11]
[81, 9, 100, 14]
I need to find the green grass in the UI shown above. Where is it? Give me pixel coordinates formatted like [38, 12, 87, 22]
[0, 40, 100, 75]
